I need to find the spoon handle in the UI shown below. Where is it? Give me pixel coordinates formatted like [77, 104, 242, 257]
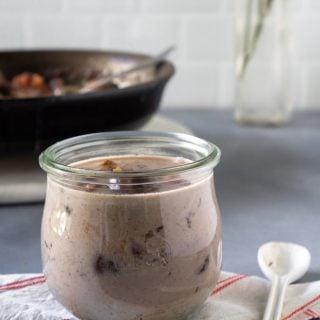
[109, 45, 175, 79]
[273, 277, 289, 320]
[262, 276, 280, 320]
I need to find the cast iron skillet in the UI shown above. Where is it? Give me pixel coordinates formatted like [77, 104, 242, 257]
[0, 50, 174, 152]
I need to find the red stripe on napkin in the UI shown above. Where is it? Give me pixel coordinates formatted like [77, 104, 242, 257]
[282, 293, 320, 320]
[211, 274, 249, 296]
[217, 274, 244, 286]
[304, 309, 320, 318]
[0, 275, 46, 291]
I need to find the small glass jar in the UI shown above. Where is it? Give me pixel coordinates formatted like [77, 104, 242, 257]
[235, 0, 294, 125]
[39, 131, 222, 320]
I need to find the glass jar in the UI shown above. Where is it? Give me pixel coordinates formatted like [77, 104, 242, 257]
[235, 0, 294, 125]
[39, 131, 222, 320]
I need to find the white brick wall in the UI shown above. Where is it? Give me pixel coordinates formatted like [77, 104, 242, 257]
[139, 0, 219, 12]
[0, 0, 319, 110]
[0, 0, 60, 13]
[0, 16, 24, 49]
[101, 15, 181, 54]
[29, 16, 100, 48]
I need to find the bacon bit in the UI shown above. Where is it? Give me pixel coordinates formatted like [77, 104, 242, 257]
[102, 159, 115, 167]
[144, 230, 154, 241]
[31, 73, 45, 88]
[95, 254, 119, 275]
[101, 159, 122, 172]
[156, 226, 164, 233]
[12, 72, 30, 88]
[85, 183, 97, 192]
[44, 240, 50, 249]
[197, 256, 210, 275]
[113, 165, 122, 172]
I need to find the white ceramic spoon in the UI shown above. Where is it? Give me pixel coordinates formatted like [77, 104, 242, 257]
[258, 242, 311, 320]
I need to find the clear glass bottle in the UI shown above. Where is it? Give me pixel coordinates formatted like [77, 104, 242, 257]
[39, 131, 222, 320]
[235, 0, 294, 125]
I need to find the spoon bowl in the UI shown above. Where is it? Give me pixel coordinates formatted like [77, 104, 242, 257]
[258, 241, 311, 281]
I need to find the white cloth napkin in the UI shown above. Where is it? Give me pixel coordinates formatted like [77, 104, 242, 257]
[1, 272, 320, 320]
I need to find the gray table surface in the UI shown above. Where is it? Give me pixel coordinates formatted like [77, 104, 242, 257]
[1, 109, 320, 283]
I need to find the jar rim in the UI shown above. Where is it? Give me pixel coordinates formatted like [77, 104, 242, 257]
[39, 131, 221, 179]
